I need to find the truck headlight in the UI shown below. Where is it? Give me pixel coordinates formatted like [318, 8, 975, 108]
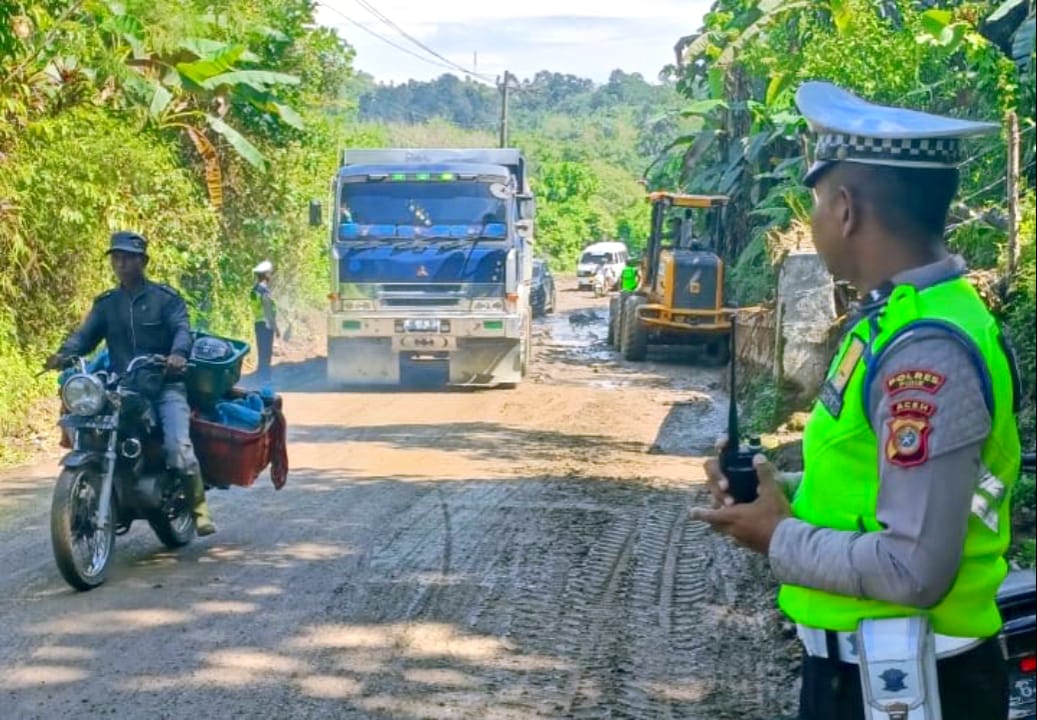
[61, 375, 107, 416]
[472, 299, 504, 312]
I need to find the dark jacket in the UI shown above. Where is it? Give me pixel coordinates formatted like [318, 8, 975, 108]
[59, 281, 193, 375]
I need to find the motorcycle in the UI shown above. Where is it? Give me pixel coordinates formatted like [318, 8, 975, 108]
[51, 354, 197, 590]
[592, 266, 616, 298]
[1001, 451, 1036, 720]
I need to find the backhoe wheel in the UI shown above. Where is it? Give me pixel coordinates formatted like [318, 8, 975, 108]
[51, 467, 115, 591]
[621, 295, 648, 361]
[701, 338, 731, 367]
[607, 296, 620, 346]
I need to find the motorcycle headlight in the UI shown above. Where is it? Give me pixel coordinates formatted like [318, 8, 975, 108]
[61, 374, 107, 416]
[472, 299, 505, 312]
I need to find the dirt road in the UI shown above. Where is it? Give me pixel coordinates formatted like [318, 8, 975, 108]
[0, 283, 798, 720]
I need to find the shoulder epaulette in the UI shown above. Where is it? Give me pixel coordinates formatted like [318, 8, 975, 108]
[152, 282, 183, 298]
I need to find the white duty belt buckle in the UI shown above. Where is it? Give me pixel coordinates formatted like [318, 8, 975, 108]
[857, 617, 942, 720]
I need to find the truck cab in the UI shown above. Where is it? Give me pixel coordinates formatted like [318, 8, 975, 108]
[313, 149, 535, 388]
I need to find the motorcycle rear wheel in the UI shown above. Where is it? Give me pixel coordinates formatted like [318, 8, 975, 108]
[148, 481, 195, 548]
[51, 467, 115, 591]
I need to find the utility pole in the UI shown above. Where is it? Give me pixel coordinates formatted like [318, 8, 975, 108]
[498, 70, 513, 148]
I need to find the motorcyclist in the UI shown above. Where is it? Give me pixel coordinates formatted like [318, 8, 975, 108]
[45, 231, 216, 536]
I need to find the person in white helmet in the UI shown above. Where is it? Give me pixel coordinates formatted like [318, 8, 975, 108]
[250, 260, 279, 384]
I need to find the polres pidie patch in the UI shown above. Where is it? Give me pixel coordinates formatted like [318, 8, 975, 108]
[885, 415, 932, 467]
[885, 369, 946, 395]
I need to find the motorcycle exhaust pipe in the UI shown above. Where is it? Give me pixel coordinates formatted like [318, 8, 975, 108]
[120, 438, 142, 460]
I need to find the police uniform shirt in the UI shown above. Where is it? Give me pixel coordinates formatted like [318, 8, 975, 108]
[768, 255, 992, 608]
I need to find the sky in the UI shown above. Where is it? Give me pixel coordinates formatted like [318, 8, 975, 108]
[314, 0, 713, 86]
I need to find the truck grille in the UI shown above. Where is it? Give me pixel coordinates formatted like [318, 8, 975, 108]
[383, 297, 462, 307]
[378, 283, 465, 308]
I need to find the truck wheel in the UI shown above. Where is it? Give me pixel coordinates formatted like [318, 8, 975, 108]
[621, 295, 648, 361]
[521, 316, 532, 377]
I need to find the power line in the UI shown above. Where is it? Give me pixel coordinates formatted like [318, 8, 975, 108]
[315, 1, 473, 78]
[347, 0, 496, 85]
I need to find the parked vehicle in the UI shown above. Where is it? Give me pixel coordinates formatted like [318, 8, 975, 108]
[531, 258, 556, 317]
[576, 241, 627, 290]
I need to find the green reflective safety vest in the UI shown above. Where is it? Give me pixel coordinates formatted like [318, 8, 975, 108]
[778, 277, 1020, 638]
[251, 283, 275, 325]
[620, 266, 639, 292]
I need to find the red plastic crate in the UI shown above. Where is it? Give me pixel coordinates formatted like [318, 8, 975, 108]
[190, 410, 274, 488]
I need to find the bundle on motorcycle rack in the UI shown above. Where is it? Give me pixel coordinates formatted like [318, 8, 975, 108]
[190, 388, 283, 488]
[186, 331, 288, 489]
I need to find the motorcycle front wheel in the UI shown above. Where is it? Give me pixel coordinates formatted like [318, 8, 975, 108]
[50, 467, 115, 591]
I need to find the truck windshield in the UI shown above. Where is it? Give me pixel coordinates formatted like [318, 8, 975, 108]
[340, 181, 508, 229]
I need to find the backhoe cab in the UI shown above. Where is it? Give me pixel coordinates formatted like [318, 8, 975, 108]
[607, 192, 732, 365]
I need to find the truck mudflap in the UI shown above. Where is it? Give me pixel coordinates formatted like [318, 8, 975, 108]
[327, 336, 522, 387]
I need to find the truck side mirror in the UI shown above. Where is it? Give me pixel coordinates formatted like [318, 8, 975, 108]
[515, 219, 533, 239]
[517, 194, 536, 220]
[308, 200, 323, 228]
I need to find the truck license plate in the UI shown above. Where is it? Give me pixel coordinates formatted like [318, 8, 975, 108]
[1010, 673, 1036, 719]
[403, 318, 439, 332]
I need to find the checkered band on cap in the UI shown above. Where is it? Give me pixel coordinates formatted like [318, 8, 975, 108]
[814, 133, 961, 166]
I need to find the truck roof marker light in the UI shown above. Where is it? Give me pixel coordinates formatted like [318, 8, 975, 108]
[457, 173, 477, 180]
[389, 173, 406, 181]
[415, 172, 431, 181]
[438, 172, 456, 181]
[367, 173, 388, 182]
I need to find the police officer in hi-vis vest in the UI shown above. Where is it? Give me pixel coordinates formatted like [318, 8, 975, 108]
[251, 260, 279, 384]
[693, 82, 1020, 720]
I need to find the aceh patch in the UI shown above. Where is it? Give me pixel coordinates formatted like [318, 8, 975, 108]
[885, 398, 937, 467]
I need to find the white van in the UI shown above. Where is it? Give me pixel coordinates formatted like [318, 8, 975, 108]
[576, 241, 628, 290]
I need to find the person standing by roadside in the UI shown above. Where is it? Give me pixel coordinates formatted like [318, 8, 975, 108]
[251, 260, 279, 384]
[692, 81, 1019, 720]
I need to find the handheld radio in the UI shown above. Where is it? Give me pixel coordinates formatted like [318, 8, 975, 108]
[720, 312, 760, 503]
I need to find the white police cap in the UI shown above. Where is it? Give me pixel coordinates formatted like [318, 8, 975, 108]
[795, 81, 1000, 186]
[253, 259, 273, 274]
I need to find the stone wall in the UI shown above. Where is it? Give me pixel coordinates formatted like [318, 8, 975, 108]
[731, 251, 837, 403]
[777, 251, 837, 399]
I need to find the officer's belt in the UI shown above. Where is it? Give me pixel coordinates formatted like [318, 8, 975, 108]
[797, 624, 981, 664]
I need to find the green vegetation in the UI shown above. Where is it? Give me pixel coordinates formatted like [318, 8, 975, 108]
[0, 0, 370, 464]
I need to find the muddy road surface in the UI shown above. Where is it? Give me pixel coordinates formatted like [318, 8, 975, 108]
[0, 283, 798, 720]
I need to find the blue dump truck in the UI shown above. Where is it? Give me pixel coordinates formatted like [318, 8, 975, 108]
[309, 148, 536, 387]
